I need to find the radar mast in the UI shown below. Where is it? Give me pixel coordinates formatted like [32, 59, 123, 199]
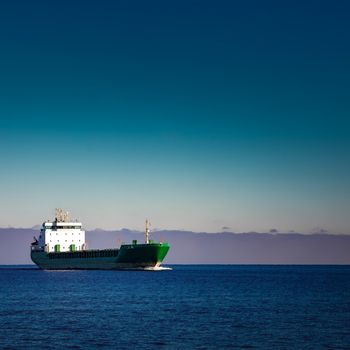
[55, 208, 69, 222]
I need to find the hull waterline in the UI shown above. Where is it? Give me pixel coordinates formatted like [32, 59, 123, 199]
[31, 243, 170, 270]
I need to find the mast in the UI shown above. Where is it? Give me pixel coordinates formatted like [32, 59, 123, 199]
[145, 219, 150, 244]
[55, 208, 69, 222]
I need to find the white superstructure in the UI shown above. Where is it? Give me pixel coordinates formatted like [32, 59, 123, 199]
[36, 209, 86, 253]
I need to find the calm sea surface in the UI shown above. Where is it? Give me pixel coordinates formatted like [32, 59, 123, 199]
[0, 265, 349, 349]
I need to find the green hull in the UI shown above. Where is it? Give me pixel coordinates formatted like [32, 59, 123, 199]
[31, 243, 170, 270]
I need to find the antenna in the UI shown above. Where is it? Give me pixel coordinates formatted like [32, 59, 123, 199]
[55, 208, 69, 222]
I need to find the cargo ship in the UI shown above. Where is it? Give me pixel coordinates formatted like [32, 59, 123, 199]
[30, 209, 170, 270]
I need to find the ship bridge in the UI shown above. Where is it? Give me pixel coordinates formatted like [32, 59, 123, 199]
[35, 209, 86, 253]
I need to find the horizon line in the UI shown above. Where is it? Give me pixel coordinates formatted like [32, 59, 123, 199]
[0, 226, 348, 236]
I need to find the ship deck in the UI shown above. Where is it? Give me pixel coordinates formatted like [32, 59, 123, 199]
[47, 249, 119, 260]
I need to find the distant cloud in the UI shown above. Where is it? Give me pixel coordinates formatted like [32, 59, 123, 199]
[269, 228, 278, 233]
[311, 227, 328, 234]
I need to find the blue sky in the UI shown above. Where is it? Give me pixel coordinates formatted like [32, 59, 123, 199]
[0, 0, 349, 232]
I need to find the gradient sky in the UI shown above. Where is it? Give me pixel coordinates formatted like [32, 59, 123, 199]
[0, 0, 349, 233]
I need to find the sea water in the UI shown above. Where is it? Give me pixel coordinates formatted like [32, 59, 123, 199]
[0, 265, 349, 349]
